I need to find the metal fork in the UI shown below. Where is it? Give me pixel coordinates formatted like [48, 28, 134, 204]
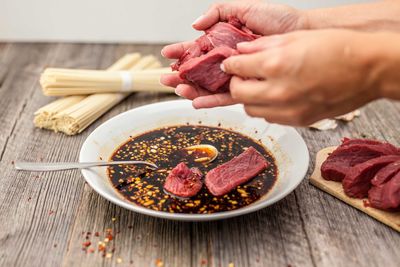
[14, 161, 158, 172]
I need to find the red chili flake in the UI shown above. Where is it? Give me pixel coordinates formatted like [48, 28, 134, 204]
[106, 233, 113, 241]
[87, 232, 92, 235]
[155, 259, 164, 267]
[11, 161, 15, 165]
[82, 241, 91, 247]
[88, 248, 95, 253]
[35, 176, 40, 179]
[111, 247, 115, 253]
[127, 225, 133, 229]
[94, 232, 100, 237]
[49, 210, 55, 215]
[81, 231, 85, 235]
[28, 197, 32, 202]
[363, 200, 371, 208]
[201, 259, 207, 265]
[98, 243, 106, 252]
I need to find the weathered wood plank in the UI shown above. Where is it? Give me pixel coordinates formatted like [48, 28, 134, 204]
[0, 43, 110, 267]
[296, 100, 400, 267]
[0, 43, 12, 89]
[189, 196, 315, 267]
[62, 45, 313, 267]
[0, 43, 399, 267]
[61, 44, 193, 267]
[0, 43, 57, 161]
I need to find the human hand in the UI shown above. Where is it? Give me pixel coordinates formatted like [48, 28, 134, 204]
[222, 29, 381, 126]
[160, 0, 307, 108]
[159, 41, 237, 108]
[191, 0, 306, 35]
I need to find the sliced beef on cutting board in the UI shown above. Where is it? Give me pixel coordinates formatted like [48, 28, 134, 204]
[205, 146, 268, 196]
[321, 142, 400, 182]
[179, 47, 238, 92]
[164, 162, 203, 198]
[368, 171, 400, 210]
[371, 160, 400, 186]
[172, 17, 259, 93]
[342, 155, 400, 198]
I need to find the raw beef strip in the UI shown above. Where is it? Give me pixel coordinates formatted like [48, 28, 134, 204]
[205, 147, 268, 196]
[164, 162, 203, 198]
[371, 160, 400, 186]
[342, 155, 400, 198]
[341, 138, 384, 147]
[203, 18, 259, 49]
[321, 143, 400, 182]
[171, 35, 213, 71]
[172, 17, 259, 93]
[179, 47, 238, 92]
[341, 138, 400, 153]
[368, 171, 400, 210]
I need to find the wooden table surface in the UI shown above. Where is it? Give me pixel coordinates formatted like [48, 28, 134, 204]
[0, 43, 399, 267]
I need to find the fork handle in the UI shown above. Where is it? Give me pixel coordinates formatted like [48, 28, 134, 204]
[14, 161, 156, 172]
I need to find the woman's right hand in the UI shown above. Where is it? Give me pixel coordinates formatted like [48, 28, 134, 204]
[160, 0, 308, 108]
[191, 0, 306, 35]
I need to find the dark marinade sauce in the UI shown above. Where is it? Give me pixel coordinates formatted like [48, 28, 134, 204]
[108, 125, 277, 214]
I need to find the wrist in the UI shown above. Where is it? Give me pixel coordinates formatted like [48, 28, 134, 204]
[295, 9, 312, 31]
[301, 9, 327, 30]
[365, 32, 400, 99]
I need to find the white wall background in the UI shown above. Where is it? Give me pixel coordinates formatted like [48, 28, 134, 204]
[0, 0, 369, 43]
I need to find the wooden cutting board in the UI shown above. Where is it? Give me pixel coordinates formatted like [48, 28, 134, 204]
[310, 146, 400, 232]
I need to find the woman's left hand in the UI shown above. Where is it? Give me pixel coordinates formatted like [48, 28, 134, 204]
[218, 29, 382, 126]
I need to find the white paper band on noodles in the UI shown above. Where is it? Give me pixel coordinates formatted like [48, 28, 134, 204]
[120, 71, 133, 91]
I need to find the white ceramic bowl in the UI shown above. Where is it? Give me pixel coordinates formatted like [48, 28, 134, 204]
[80, 100, 309, 221]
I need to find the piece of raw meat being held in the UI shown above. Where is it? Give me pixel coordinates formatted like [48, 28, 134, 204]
[172, 17, 259, 93]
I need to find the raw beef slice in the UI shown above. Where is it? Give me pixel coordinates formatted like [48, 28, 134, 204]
[342, 155, 400, 198]
[179, 47, 238, 92]
[205, 147, 268, 196]
[341, 138, 385, 147]
[368, 171, 400, 210]
[164, 162, 203, 198]
[321, 142, 400, 182]
[371, 160, 400, 186]
[172, 17, 259, 93]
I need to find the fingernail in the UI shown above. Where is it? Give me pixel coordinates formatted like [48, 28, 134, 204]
[192, 15, 205, 26]
[237, 42, 250, 48]
[220, 63, 226, 72]
[160, 48, 166, 57]
[158, 76, 167, 87]
[175, 87, 182, 97]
